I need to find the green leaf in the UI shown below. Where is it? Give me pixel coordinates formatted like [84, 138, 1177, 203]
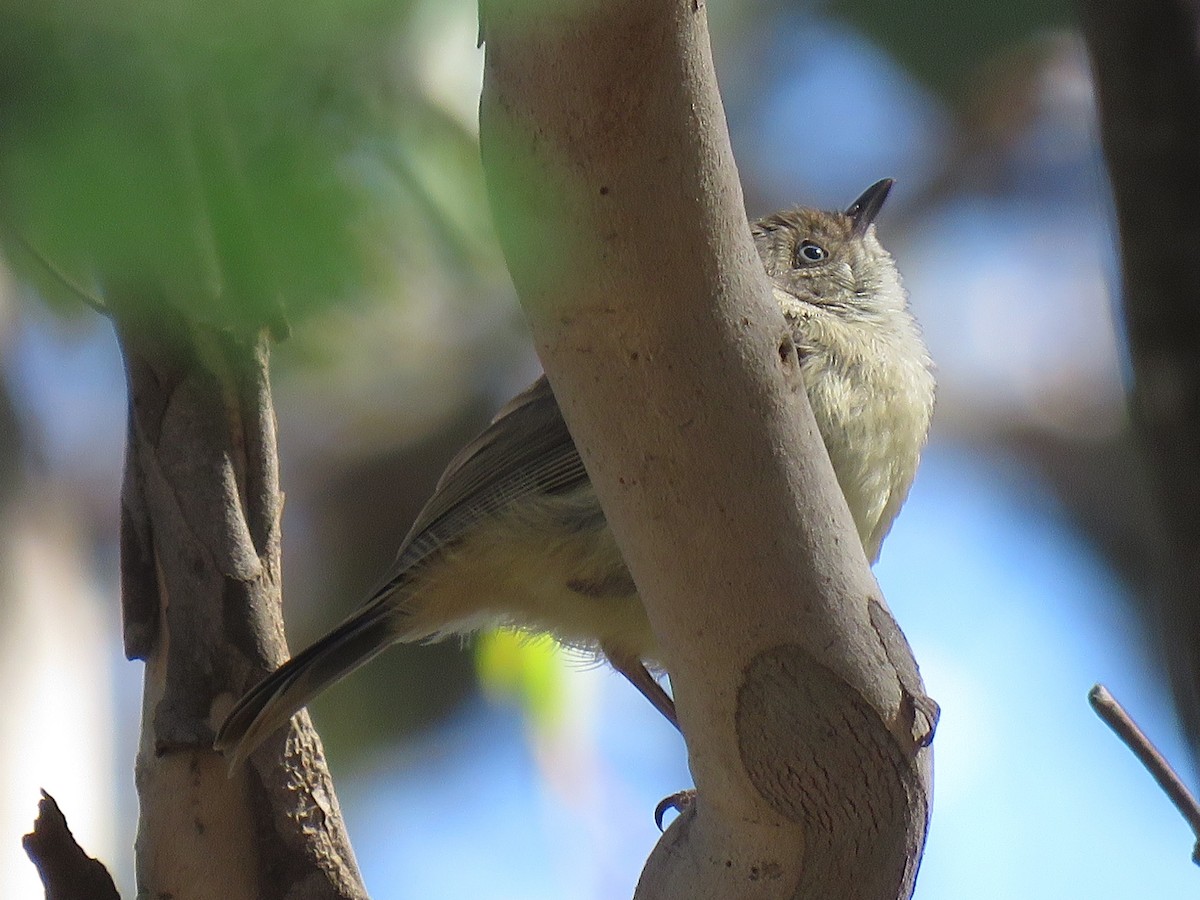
[0, 0, 487, 330]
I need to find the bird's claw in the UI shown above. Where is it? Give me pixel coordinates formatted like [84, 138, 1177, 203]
[654, 789, 695, 831]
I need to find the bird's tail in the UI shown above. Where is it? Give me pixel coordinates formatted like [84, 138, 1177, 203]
[214, 600, 398, 772]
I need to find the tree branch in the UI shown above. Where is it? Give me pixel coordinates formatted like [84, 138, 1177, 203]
[116, 310, 365, 899]
[1089, 685, 1200, 864]
[23, 790, 121, 900]
[478, 2, 932, 897]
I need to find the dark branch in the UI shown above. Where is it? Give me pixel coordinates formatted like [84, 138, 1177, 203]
[23, 790, 121, 900]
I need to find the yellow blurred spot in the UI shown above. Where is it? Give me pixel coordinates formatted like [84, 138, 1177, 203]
[474, 629, 565, 729]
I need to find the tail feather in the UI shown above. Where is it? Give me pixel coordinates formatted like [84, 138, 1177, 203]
[215, 604, 396, 772]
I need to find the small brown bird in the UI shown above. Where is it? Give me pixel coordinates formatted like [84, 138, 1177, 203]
[215, 179, 935, 768]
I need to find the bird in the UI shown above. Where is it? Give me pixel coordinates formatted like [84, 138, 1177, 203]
[215, 178, 935, 768]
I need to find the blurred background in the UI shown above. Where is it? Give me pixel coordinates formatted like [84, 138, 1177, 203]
[0, 0, 1194, 896]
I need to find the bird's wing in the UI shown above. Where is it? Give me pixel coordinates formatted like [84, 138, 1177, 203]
[380, 374, 590, 585]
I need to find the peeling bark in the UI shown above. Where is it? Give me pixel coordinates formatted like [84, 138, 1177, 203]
[116, 311, 365, 899]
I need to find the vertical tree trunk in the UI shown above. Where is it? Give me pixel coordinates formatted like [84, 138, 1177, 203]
[117, 311, 366, 899]
[1081, 0, 1200, 767]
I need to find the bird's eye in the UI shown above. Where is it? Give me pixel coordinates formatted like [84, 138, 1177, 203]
[794, 240, 828, 266]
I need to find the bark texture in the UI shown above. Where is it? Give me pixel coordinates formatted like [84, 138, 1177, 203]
[478, 2, 933, 897]
[117, 311, 365, 899]
[1081, 0, 1200, 768]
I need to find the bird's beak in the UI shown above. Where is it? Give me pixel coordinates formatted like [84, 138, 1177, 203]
[845, 178, 894, 236]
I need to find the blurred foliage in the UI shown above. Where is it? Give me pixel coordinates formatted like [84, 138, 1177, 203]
[475, 630, 566, 731]
[0, 0, 489, 331]
[830, 0, 1074, 102]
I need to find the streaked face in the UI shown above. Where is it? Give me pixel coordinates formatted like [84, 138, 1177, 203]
[751, 207, 892, 315]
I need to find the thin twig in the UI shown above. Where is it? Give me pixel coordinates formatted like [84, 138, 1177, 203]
[1089, 684, 1200, 865]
